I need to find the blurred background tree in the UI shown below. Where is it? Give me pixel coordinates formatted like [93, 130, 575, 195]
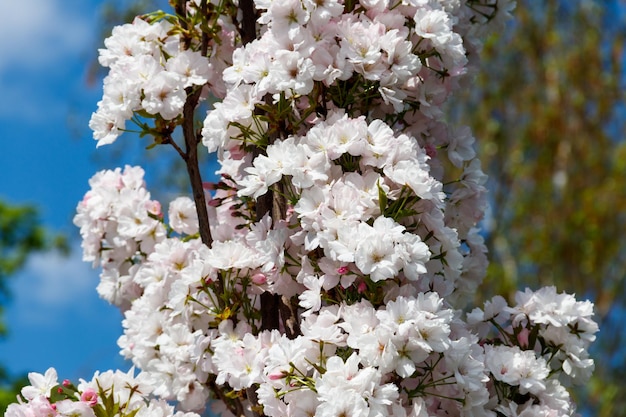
[450, 1, 626, 416]
[0, 201, 67, 412]
[0, 201, 69, 334]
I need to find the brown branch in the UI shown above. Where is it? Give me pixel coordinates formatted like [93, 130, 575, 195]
[239, 0, 256, 45]
[271, 181, 301, 338]
[246, 386, 263, 417]
[174, 0, 229, 310]
[260, 291, 281, 331]
[207, 377, 246, 417]
[162, 133, 186, 160]
[255, 176, 301, 338]
[173, 0, 213, 247]
[255, 175, 282, 332]
[279, 295, 301, 339]
[174, 2, 243, 415]
[182, 87, 214, 247]
[200, 0, 209, 56]
[174, 1, 190, 46]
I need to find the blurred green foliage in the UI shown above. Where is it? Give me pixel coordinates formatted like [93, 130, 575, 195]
[0, 201, 68, 334]
[0, 200, 68, 413]
[452, 1, 626, 415]
[0, 370, 28, 414]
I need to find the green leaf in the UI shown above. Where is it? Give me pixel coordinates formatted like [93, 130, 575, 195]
[377, 180, 388, 215]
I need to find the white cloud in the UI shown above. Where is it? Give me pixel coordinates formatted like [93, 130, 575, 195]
[0, 0, 92, 72]
[0, 0, 95, 120]
[10, 245, 101, 324]
[4, 245, 126, 380]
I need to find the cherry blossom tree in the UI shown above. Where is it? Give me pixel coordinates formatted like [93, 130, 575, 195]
[6, 1, 600, 417]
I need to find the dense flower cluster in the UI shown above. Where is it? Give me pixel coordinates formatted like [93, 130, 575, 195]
[7, 1, 599, 417]
[5, 367, 201, 417]
[90, 10, 235, 146]
[73, 165, 166, 309]
[467, 287, 598, 416]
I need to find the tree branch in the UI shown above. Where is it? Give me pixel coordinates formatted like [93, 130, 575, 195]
[239, 0, 256, 45]
[279, 295, 301, 339]
[182, 88, 214, 247]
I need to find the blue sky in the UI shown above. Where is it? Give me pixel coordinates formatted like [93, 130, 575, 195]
[0, 0, 140, 381]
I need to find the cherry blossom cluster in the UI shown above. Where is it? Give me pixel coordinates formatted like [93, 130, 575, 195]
[74, 165, 166, 309]
[6, 1, 599, 417]
[209, 293, 492, 417]
[203, 0, 502, 305]
[5, 367, 200, 417]
[468, 286, 598, 383]
[89, 7, 236, 147]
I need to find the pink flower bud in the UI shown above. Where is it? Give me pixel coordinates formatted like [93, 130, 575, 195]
[62, 379, 72, 387]
[337, 266, 349, 275]
[146, 200, 162, 216]
[517, 327, 531, 349]
[208, 198, 221, 207]
[228, 145, 246, 160]
[268, 372, 285, 380]
[251, 273, 267, 285]
[80, 388, 99, 406]
[425, 143, 437, 158]
[357, 281, 367, 294]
